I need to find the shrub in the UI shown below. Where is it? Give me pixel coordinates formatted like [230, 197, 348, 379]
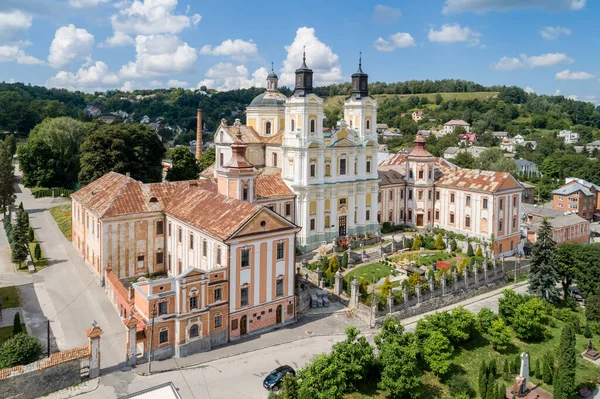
[450, 238, 458, 252]
[477, 307, 499, 333]
[0, 333, 42, 369]
[380, 276, 392, 298]
[585, 295, 600, 322]
[12, 312, 22, 336]
[475, 246, 483, 257]
[512, 298, 549, 341]
[467, 243, 474, 257]
[541, 351, 554, 384]
[446, 374, 475, 398]
[34, 243, 41, 260]
[584, 320, 592, 339]
[552, 308, 571, 322]
[412, 235, 423, 251]
[27, 227, 34, 242]
[488, 318, 512, 352]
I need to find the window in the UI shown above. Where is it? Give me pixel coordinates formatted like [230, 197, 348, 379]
[189, 324, 199, 338]
[418, 190, 423, 200]
[189, 233, 194, 250]
[240, 287, 249, 306]
[339, 198, 347, 207]
[231, 319, 238, 330]
[189, 296, 198, 310]
[558, 196, 564, 201]
[159, 329, 168, 344]
[499, 199, 504, 210]
[242, 187, 248, 201]
[168, 222, 172, 237]
[339, 159, 347, 175]
[366, 210, 370, 221]
[483, 198, 488, 209]
[156, 252, 164, 264]
[214, 313, 222, 328]
[265, 121, 271, 135]
[428, 170, 432, 179]
[408, 209, 412, 220]
[409, 170, 414, 179]
[428, 190, 432, 200]
[158, 301, 168, 316]
[178, 227, 182, 243]
[325, 164, 331, 176]
[276, 279, 284, 297]
[219, 153, 224, 167]
[310, 119, 315, 133]
[217, 247, 222, 265]
[450, 193, 455, 203]
[310, 219, 315, 230]
[400, 190, 404, 199]
[512, 216, 517, 229]
[499, 219, 503, 232]
[466, 196, 471, 207]
[389, 191, 393, 200]
[450, 213, 455, 224]
[310, 164, 316, 177]
[513, 196, 517, 207]
[378, 192, 381, 203]
[325, 215, 331, 227]
[214, 288, 222, 302]
[418, 170, 424, 179]
[272, 153, 278, 167]
[156, 221, 164, 235]
[366, 161, 371, 173]
[366, 120, 370, 130]
[465, 216, 471, 228]
[435, 210, 440, 220]
[291, 119, 295, 131]
[276, 242, 285, 260]
[285, 203, 291, 216]
[168, 253, 172, 271]
[436, 191, 440, 200]
[202, 241, 207, 257]
[377, 212, 381, 223]
[408, 190, 413, 200]
[241, 248, 250, 267]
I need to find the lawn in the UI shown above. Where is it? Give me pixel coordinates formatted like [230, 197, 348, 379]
[0, 286, 20, 308]
[49, 204, 72, 241]
[0, 324, 27, 345]
[389, 250, 466, 268]
[27, 236, 47, 271]
[344, 262, 394, 284]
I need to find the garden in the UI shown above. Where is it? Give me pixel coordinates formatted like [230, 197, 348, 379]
[2, 202, 46, 270]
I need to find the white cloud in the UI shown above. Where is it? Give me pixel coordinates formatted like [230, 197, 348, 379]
[428, 24, 482, 46]
[371, 4, 402, 24]
[555, 89, 561, 96]
[525, 86, 535, 94]
[48, 24, 94, 68]
[167, 79, 188, 87]
[0, 44, 43, 65]
[443, 0, 586, 14]
[540, 26, 571, 40]
[374, 32, 415, 51]
[45, 61, 119, 92]
[100, 31, 135, 47]
[120, 80, 165, 91]
[119, 34, 197, 79]
[111, 0, 201, 35]
[280, 27, 343, 87]
[490, 53, 573, 71]
[68, 0, 110, 8]
[200, 39, 258, 62]
[197, 63, 267, 91]
[0, 10, 33, 40]
[566, 94, 598, 104]
[555, 69, 595, 80]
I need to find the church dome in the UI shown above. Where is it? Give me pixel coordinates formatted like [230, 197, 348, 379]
[267, 70, 278, 79]
[249, 91, 287, 107]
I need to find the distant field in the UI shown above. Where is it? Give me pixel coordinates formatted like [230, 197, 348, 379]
[324, 92, 499, 108]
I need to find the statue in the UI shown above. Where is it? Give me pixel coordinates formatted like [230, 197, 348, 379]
[513, 352, 529, 397]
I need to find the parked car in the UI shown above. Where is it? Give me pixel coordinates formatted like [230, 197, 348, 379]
[569, 286, 585, 302]
[263, 365, 295, 390]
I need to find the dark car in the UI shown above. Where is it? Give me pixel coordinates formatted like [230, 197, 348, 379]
[263, 365, 295, 390]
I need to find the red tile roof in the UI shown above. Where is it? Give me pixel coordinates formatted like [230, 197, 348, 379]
[378, 169, 405, 186]
[436, 168, 520, 193]
[255, 170, 293, 198]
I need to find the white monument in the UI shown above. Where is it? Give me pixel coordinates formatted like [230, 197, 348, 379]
[514, 352, 529, 396]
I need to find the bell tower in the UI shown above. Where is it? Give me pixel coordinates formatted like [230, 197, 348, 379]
[344, 54, 377, 142]
[350, 53, 369, 100]
[266, 62, 278, 92]
[293, 48, 313, 98]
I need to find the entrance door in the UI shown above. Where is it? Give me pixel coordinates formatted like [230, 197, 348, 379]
[416, 214, 424, 227]
[240, 315, 247, 335]
[276, 305, 282, 324]
[338, 216, 347, 236]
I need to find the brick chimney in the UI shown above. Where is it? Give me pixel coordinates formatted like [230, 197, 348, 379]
[196, 109, 203, 160]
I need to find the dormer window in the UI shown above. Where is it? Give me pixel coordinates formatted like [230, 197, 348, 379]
[242, 187, 248, 201]
[149, 197, 158, 203]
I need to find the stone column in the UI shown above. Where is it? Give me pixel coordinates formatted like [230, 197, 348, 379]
[387, 292, 394, 314]
[463, 269, 469, 290]
[453, 270, 458, 292]
[415, 283, 421, 304]
[316, 266, 322, 287]
[474, 265, 478, 286]
[87, 324, 104, 379]
[334, 270, 343, 295]
[428, 278, 434, 299]
[441, 274, 447, 296]
[483, 260, 488, 284]
[350, 276, 360, 308]
[403, 284, 409, 303]
[125, 316, 138, 366]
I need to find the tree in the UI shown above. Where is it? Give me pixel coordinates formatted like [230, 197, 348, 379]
[453, 151, 476, 169]
[434, 233, 445, 250]
[330, 326, 375, 391]
[553, 324, 576, 399]
[435, 93, 443, 105]
[329, 256, 340, 274]
[11, 209, 29, 267]
[476, 148, 517, 173]
[529, 219, 560, 303]
[0, 333, 42, 369]
[575, 244, 600, 298]
[166, 146, 201, 181]
[341, 252, 348, 269]
[446, 374, 475, 398]
[27, 226, 34, 242]
[297, 353, 346, 399]
[12, 312, 22, 335]
[511, 298, 548, 341]
[479, 361, 490, 398]
[541, 351, 554, 384]
[18, 203, 28, 230]
[198, 147, 215, 170]
[454, 126, 467, 136]
[450, 238, 457, 252]
[422, 330, 453, 376]
[0, 142, 15, 214]
[381, 276, 393, 298]
[5, 134, 16, 156]
[475, 246, 483, 258]
[467, 242, 474, 257]
[488, 318, 512, 352]
[281, 373, 298, 399]
[557, 243, 579, 299]
[477, 307, 499, 333]
[411, 234, 422, 251]
[79, 124, 165, 185]
[34, 243, 41, 260]
[584, 320, 592, 339]
[498, 289, 528, 324]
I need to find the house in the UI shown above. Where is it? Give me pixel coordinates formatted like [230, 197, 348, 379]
[443, 146, 488, 160]
[412, 111, 425, 122]
[515, 159, 539, 177]
[552, 178, 600, 221]
[558, 130, 580, 145]
[512, 134, 525, 144]
[492, 132, 509, 139]
[418, 130, 434, 138]
[440, 120, 471, 136]
[458, 134, 477, 145]
[520, 182, 535, 204]
[587, 140, 600, 151]
[98, 116, 116, 124]
[500, 138, 518, 153]
[85, 105, 101, 118]
[376, 124, 389, 134]
[522, 204, 590, 245]
[378, 133, 524, 256]
[519, 140, 538, 150]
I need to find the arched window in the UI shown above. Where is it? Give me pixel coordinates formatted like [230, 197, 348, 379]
[265, 121, 272, 135]
[291, 119, 295, 132]
[324, 216, 330, 228]
[366, 120, 370, 130]
[190, 324, 199, 338]
[389, 210, 393, 222]
[272, 153, 278, 167]
[325, 164, 331, 176]
[310, 119, 315, 133]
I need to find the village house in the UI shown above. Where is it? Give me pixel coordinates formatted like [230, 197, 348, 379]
[522, 204, 590, 246]
[558, 130, 580, 145]
[552, 177, 600, 221]
[440, 119, 471, 136]
[412, 110, 424, 122]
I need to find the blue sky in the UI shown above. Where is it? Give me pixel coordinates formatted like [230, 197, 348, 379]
[0, 0, 598, 102]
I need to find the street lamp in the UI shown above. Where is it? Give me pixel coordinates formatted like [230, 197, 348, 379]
[369, 270, 376, 328]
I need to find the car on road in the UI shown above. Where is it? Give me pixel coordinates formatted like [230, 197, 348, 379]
[263, 365, 295, 390]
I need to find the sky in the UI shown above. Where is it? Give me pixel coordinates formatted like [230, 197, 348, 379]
[0, 0, 598, 102]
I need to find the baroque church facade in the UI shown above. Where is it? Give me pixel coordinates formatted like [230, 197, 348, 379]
[211, 55, 380, 251]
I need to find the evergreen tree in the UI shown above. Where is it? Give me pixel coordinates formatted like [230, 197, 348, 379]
[411, 234, 423, 251]
[11, 214, 28, 267]
[12, 312, 22, 335]
[485, 372, 495, 399]
[0, 142, 15, 215]
[34, 243, 41, 260]
[479, 361, 489, 397]
[450, 238, 457, 252]
[5, 134, 16, 156]
[380, 275, 392, 298]
[28, 226, 34, 242]
[435, 233, 445, 250]
[475, 246, 483, 257]
[18, 203, 28, 229]
[554, 324, 576, 399]
[528, 219, 560, 303]
[584, 320, 592, 339]
[341, 252, 348, 269]
[496, 383, 506, 399]
[541, 351, 554, 384]
[329, 256, 340, 274]
[467, 242, 474, 257]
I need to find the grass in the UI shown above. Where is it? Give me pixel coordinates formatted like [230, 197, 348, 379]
[324, 92, 499, 109]
[344, 262, 393, 284]
[0, 286, 20, 308]
[0, 324, 27, 345]
[27, 236, 47, 271]
[49, 204, 71, 241]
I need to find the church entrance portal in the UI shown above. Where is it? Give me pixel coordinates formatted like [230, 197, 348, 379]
[338, 216, 347, 236]
[416, 214, 424, 227]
